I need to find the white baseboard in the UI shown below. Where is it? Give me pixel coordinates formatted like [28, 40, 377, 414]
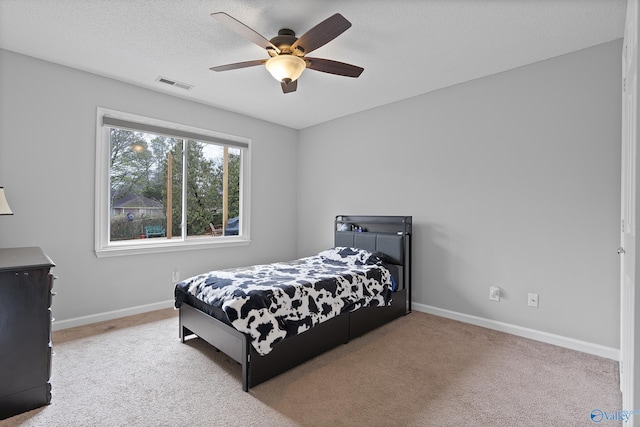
[52, 300, 175, 331]
[51, 299, 620, 361]
[413, 303, 620, 361]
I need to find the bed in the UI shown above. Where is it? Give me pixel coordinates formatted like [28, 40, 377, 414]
[174, 215, 412, 391]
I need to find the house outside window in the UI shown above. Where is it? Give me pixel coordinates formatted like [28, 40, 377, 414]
[95, 108, 250, 257]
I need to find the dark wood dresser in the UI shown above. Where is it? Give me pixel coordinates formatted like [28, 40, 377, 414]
[0, 247, 55, 420]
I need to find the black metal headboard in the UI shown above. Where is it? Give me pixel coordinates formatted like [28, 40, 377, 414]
[334, 231, 405, 265]
[334, 216, 411, 261]
[334, 215, 412, 295]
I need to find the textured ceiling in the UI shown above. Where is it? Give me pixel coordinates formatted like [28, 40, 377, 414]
[0, 0, 627, 129]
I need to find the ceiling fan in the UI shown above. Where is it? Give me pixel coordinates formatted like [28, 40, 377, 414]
[210, 12, 364, 94]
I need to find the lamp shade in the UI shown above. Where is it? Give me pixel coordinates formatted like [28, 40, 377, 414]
[265, 55, 306, 83]
[0, 187, 13, 215]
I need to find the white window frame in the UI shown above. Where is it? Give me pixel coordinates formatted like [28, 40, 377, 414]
[95, 107, 251, 257]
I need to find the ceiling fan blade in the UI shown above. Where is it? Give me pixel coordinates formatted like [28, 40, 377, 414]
[212, 12, 280, 53]
[305, 57, 364, 77]
[281, 79, 297, 94]
[210, 59, 266, 72]
[291, 13, 351, 55]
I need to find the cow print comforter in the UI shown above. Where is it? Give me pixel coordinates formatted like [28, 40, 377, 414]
[174, 247, 393, 355]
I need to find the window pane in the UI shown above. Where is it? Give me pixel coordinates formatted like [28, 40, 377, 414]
[109, 128, 181, 242]
[185, 141, 241, 238]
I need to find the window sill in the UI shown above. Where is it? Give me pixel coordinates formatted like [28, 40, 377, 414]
[95, 236, 250, 258]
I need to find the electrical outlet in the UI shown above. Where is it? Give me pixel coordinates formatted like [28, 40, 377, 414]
[172, 270, 180, 282]
[489, 286, 500, 302]
[528, 293, 539, 308]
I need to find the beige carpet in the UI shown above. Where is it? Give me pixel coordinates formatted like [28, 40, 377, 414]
[0, 309, 622, 427]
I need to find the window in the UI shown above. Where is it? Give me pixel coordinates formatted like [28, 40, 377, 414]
[95, 108, 250, 256]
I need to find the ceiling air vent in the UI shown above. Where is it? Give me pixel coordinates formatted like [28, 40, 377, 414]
[156, 76, 193, 90]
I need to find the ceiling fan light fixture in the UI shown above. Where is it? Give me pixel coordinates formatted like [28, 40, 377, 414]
[265, 55, 306, 83]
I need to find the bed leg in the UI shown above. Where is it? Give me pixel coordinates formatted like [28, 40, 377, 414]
[179, 310, 185, 342]
[180, 325, 195, 343]
[178, 309, 192, 343]
[242, 336, 250, 392]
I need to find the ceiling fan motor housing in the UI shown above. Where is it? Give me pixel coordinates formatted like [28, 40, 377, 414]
[268, 29, 301, 56]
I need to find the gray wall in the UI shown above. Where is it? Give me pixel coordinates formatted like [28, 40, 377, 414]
[296, 40, 622, 349]
[0, 49, 298, 323]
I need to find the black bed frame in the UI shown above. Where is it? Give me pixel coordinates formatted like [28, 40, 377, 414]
[179, 215, 412, 391]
